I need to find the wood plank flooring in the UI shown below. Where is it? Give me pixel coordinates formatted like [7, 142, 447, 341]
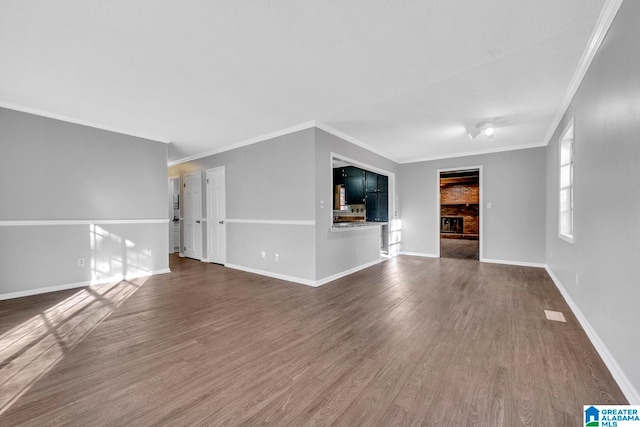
[0, 254, 627, 426]
[440, 238, 479, 260]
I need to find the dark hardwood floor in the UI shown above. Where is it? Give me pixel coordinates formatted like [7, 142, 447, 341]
[440, 237, 479, 260]
[0, 254, 627, 426]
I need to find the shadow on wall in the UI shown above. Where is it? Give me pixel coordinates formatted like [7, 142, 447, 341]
[0, 225, 155, 416]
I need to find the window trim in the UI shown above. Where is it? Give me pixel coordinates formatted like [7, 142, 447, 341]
[558, 119, 574, 244]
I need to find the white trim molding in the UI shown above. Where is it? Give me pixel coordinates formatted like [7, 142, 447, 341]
[168, 120, 400, 167]
[0, 219, 169, 227]
[0, 102, 171, 144]
[0, 269, 171, 301]
[315, 258, 385, 286]
[399, 251, 439, 258]
[226, 258, 385, 288]
[316, 122, 398, 163]
[542, 0, 624, 147]
[545, 266, 640, 404]
[225, 219, 315, 226]
[480, 258, 546, 268]
[225, 264, 316, 287]
[402, 141, 547, 164]
[168, 121, 318, 166]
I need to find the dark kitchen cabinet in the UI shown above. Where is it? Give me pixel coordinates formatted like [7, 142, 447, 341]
[365, 171, 389, 222]
[366, 171, 388, 193]
[345, 175, 365, 204]
[366, 192, 388, 222]
[333, 168, 345, 186]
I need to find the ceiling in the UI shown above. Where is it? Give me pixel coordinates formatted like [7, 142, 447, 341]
[0, 1, 609, 164]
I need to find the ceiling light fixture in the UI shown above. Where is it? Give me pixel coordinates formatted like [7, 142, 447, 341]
[468, 122, 495, 140]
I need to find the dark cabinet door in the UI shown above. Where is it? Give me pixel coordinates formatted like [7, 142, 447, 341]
[365, 194, 377, 221]
[333, 168, 345, 186]
[365, 171, 378, 193]
[366, 193, 388, 222]
[377, 192, 388, 222]
[345, 175, 365, 204]
[377, 175, 388, 193]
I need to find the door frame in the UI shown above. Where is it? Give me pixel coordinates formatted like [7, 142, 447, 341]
[168, 175, 180, 254]
[206, 166, 226, 264]
[436, 165, 483, 260]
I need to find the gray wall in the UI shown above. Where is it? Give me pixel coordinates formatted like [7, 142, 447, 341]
[0, 108, 169, 297]
[168, 127, 401, 283]
[168, 128, 317, 281]
[545, 0, 640, 398]
[399, 148, 546, 264]
[314, 128, 399, 280]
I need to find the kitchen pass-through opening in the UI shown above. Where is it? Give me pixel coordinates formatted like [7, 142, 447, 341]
[439, 168, 480, 260]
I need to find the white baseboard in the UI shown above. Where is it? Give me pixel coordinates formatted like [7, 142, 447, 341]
[399, 251, 439, 258]
[225, 258, 385, 288]
[224, 264, 316, 287]
[545, 266, 640, 405]
[0, 268, 171, 301]
[481, 258, 546, 268]
[315, 258, 385, 287]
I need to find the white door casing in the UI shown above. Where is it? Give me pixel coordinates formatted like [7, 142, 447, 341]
[168, 178, 174, 253]
[206, 167, 226, 264]
[183, 171, 202, 260]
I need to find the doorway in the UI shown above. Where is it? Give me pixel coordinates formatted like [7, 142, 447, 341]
[438, 167, 481, 260]
[168, 176, 180, 254]
[206, 167, 226, 264]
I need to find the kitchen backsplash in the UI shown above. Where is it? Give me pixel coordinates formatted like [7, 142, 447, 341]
[334, 204, 366, 217]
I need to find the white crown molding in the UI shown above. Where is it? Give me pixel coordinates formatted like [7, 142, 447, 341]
[0, 268, 171, 301]
[400, 141, 548, 164]
[0, 219, 169, 227]
[545, 266, 640, 404]
[167, 120, 400, 167]
[542, 0, 624, 146]
[0, 102, 171, 143]
[168, 121, 317, 166]
[225, 219, 315, 226]
[314, 121, 399, 163]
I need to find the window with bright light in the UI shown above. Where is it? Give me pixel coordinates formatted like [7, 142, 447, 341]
[559, 120, 574, 243]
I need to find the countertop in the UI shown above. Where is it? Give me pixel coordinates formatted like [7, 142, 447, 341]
[331, 221, 388, 231]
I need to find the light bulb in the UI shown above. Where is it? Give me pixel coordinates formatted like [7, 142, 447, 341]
[484, 127, 494, 137]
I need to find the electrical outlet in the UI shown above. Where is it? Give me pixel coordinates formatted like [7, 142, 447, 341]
[77, 258, 85, 267]
[261, 251, 266, 259]
[320, 200, 324, 208]
[275, 254, 279, 262]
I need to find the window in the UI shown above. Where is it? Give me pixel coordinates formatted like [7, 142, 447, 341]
[559, 120, 574, 243]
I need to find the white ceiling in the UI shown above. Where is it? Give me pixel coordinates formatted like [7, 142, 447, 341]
[0, 1, 608, 164]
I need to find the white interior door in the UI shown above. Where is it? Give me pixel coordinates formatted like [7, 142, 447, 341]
[183, 171, 202, 260]
[206, 167, 226, 264]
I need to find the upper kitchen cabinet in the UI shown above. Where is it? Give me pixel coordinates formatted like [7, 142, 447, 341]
[333, 166, 365, 206]
[365, 171, 388, 193]
[345, 174, 365, 204]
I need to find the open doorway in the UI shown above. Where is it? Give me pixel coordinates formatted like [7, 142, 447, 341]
[438, 168, 480, 260]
